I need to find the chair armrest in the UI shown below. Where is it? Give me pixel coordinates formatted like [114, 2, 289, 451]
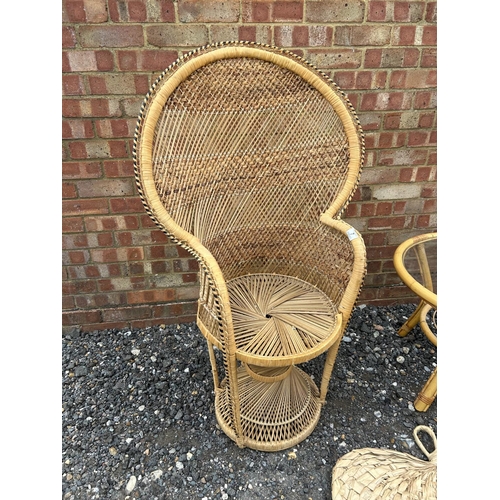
[320, 214, 367, 327]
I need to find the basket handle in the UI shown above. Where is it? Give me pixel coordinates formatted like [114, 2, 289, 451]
[413, 425, 437, 459]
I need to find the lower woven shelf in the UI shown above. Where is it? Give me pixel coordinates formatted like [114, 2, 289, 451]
[215, 364, 322, 451]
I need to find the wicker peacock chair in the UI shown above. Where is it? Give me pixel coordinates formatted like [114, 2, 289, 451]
[133, 41, 366, 451]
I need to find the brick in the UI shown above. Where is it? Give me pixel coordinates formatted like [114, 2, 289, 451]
[63, 0, 85, 22]
[63, 280, 98, 295]
[390, 69, 436, 89]
[357, 112, 382, 130]
[63, 120, 94, 139]
[384, 111, 423, 129]
[423, 199, 437, 213]
[242, 1, 271, 22]
[68, 140, 128, 160]
[422, 26, 437, 45]
[63, 26, 77, 49]
[426, 2, 437, 23]
[117, 50, 178, 71]
[360, 167, 399, 185]
[127, 289, 175, 304]
[73, 292, 125, 309]
[110, 0, 176, 22]
[305, 0, 364, 23]
[65, 250, 91, 264]
[101, 305, 152, 322]
[88, 74, 149, 95]
[378, 148, 427, 166]
[76, 178, 135, 198]
[63, 161, 101, 179]
[391, 26, 416, 45]
[368, 216, 406, 230]
[63, 98, 122, 118]
[366, 244, 397, 259]
[416, 214, 430, 227]
[63, 296, 75, 310]
[95, 118, 137, 138]
[182, 273, 198, 283]
[64, 50, 114, 72]
[421, 48, 437, 68]
[147, 245, 178, 260]
[62, 309, 102, 327]
[365, 48, 419, 68]
[394, 2, 425, 22]
[146, 25, 209, 47]
[274, 25, 333, 47]
[372, 183, 421, 200]
[63, 182, 78, 199]
[91, 247, 144, 263]
[63, 198, 109, 216]
[272, 1, 304, 22]
[117, 229, 158, 246]
[408, 131, 429, 146]
[335, 26, 391, 46]
[63, 217, 85, 233]
[63, 75, 86, 96]
[109, 197, 144, 213]
[368, 1, 387, 21]
[79, 25, 144, 48]
[103, 160, 135, 178]
[360, 92, 412, 111]
[335, 70, 386, 90]
[306, 49, 362, 69]
[414, 91, 437, 109]
[155, 300, 198, 318]
[178, 0, 239, 22]
[121, 97, 144, 118]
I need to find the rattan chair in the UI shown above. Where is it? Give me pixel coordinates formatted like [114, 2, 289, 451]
[133, 41, 366, 451]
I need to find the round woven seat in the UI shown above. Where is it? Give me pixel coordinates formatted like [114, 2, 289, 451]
[216, 364, 321, 451]
[227, 274, 341, 366]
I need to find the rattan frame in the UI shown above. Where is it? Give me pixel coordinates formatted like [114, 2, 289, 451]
[133, 41, 367, 450]
[394, 232, 437, 412]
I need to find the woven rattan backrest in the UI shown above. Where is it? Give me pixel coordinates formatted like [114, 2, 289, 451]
[134, 42, 364, 272]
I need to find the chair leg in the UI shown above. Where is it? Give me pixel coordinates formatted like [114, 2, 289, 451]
[319, 338, 341, 403]
[206, 339, 220, 392]
[414, 366, 437, 412]
[398, 300, 426, 337]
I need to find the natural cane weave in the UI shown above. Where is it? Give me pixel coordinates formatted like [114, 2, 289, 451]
[331, 425, 437, 500]
[133, 41, 366, 451]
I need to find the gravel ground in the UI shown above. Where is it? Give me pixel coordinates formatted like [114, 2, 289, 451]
[62, 303, 437, 500]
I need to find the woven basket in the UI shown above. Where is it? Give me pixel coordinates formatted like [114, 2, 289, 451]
[331, 425, 437, 499]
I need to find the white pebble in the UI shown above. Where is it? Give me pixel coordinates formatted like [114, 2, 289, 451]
[138, 405, 145, 411]
[396, 356, 405, 364]
[131, 349, 140, 356]
[374, 411, 382, 418]
[125, 475, 136, 493]
[176, 461, 184, 470]
[151, 469, 163, 480]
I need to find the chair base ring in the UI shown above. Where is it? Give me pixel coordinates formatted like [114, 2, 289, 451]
[215, 364, 322, 451]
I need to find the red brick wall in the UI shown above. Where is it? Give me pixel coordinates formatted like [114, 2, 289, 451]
[62, 0, 437, 332]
